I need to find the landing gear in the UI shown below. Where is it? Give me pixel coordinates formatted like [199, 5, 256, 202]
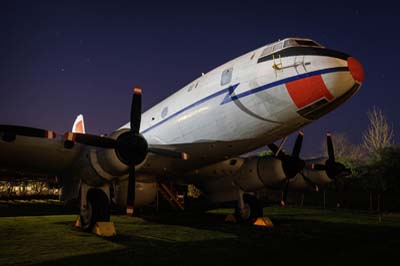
[235, 193, 263, 223]
[80, 188, 110, 232]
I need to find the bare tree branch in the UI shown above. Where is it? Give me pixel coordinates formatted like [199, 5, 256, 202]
[363, 106, 394, 154]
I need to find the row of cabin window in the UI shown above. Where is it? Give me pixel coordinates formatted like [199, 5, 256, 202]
[186, 67, 233, 92]
[157, 67, 232, 121]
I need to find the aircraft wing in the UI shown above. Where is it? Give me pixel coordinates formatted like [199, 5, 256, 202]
[138, 138, 262, 177]
[0, 116, 86, 178]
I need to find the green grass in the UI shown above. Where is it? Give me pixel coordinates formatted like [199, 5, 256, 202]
[1, 201, 400, 265]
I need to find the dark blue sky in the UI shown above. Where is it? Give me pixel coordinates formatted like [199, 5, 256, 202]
[0, 0, 398, 156]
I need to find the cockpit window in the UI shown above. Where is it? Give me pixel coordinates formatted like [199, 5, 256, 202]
[295, 40, 319, 46]
[258, 38, 321, 64]
[284, 39, 297, 48]
[273, 42, 283, 51]
[260, 42, 285, 58]
[260, 46, 274, 58]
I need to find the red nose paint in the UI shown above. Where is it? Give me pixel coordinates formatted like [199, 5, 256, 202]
[286, 75, 334, 109]
[348, 57, 364, 83]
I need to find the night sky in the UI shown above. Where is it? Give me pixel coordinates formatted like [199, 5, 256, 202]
[0, 0, 399, 156]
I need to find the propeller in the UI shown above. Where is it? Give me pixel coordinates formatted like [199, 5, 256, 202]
[125, 87, 143, 216]
[309, 133, 351, 207]
[65, 87, 145, 215]
[63, 86, 188, 216]
[0, 125, 56, 142]
[268, 131, 305, 206]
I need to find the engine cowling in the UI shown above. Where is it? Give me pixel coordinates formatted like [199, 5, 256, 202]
[188, 156, 287, 202]
[303, 168, 332, 186]
[95, 129, 130, 177]
[69, 129, 149, 186]
[112, 177, 158, 209]
[234, 156, 287, 191]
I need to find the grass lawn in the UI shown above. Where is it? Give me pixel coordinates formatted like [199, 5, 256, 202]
[0, 200, 400, 265]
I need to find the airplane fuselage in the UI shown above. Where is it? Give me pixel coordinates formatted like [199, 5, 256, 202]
[121, 38, 362, 166]
[0, 37, 364, 211]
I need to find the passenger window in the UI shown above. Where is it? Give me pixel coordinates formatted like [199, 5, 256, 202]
[221, 67, 233, 86]
[161, 107, 168, 118]
[187, 83, 194, 92]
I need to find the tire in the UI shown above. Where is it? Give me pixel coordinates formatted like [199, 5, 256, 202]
[80, 189, 110, 232]
[235, 194, 263, 223]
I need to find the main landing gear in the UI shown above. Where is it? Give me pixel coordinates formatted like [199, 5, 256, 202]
[77, 183, 115, 236]
[235, 193, 263, 223]
[229, 192, 273, 227]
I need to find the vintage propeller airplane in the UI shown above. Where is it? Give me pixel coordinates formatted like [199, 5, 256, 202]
[0, 37, 363, 230]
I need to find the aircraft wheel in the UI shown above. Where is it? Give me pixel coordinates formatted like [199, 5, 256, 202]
[80, 189, 110, 232]
[235, 194, 263, 223]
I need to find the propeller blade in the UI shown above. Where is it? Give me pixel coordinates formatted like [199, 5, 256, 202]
[268, 143, 288, 159]
[125, 86, 143, 215]
[281, 179, 290, 207]
[148, 146, 189, 160]
[268, 143, 280, 155]
[0, 125, 56, 141]
[126, 165, 136, 216]
[326, 132, 335, 162]
[64, 132, 117, 149]
[292, 131, 304, 158]
[334, 177, 341, 208]
[300, 172, 318, 191]
[131, 86, 142, 134]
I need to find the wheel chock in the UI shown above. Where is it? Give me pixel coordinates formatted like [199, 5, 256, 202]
[253, 217, 274, 227]
[93, 222, 117, 237]
[225, 214, 237, 223]
[74, 216, 81, 228]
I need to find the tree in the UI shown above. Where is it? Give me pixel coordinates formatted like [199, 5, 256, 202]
[187, 184, 202, 198]
[363, 107, 394, 155]
[362, 107, 396, 221]
[259, 150, 274, 157]
[359, 147, 400, 221]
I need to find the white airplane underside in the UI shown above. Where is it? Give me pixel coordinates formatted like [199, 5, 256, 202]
[0, 38, 363, 228]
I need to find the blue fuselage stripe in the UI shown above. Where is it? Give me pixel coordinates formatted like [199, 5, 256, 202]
[141, 66, 348, 134]
[223, 67, 348, 104]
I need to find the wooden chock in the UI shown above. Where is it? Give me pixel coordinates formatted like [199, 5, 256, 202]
[253, 217, 274, 227]
[74, 216, 81, 228]
[93, 222, 117, 237]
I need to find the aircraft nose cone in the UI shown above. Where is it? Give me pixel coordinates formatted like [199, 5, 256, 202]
[348, 57, 364, 83]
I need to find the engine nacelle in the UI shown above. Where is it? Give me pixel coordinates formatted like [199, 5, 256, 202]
[234, 156, 287, 191]
[96, 129, 130, 177]
[287, 174, 316, 191]
[189, 156, 287, 203]
[303, 168, 332, 186]
[69, 129, 149, 186]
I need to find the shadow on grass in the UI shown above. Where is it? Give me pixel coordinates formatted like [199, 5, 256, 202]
[32, 209, 400, 266]
[2, 201, 400, 266]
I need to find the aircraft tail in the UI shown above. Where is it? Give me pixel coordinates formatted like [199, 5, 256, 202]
[72, 114, 85, 133]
